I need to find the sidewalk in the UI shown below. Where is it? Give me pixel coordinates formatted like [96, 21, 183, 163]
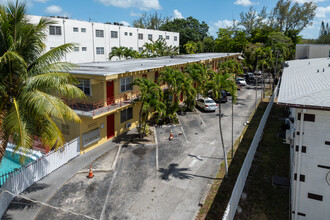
[2, 140, 118, 220]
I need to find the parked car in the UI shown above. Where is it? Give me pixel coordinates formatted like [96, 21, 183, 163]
[236, 77, 247, 86]
[254, 70, 262, 75]
[207, 90, 228, 103]
[196, 97, 217, 111]
[243, 72, 255, 82]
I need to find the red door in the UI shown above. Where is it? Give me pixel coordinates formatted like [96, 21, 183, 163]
[107, 81, 114, 105]
[180, 92, 183, 102]
[107, 114, 114, 139]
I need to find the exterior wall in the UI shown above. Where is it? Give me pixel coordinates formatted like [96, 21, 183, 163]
[295, 44, 330, 59]
[28, 15, 179, 63]
[290, 108, 330, 219]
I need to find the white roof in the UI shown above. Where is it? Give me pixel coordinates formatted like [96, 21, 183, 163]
[69, 53, 240, 76]
[277, 58, 330, 109]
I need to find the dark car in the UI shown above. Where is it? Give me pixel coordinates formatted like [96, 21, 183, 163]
[207, 90, 228, 103]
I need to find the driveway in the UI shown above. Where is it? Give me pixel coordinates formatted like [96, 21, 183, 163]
[8, 86, 261, 220]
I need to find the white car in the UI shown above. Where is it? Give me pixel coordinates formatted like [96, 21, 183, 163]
[236, 77, 247, 86]
[196, 97, 217, 111]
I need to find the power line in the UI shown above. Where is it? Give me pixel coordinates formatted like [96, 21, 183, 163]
[0, 189, 97, 220]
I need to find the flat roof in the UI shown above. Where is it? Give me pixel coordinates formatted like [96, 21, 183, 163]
[277, 58, 330, 109]
[297, 44, 330, 46]
[70, 53, 240, 76]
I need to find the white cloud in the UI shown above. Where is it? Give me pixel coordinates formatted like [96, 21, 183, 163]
[45, 5, 63, 14]
[130, 11, 142, 17]
[214, 19, 234, 28]
[173, 9, 184, 19]
[234, 0, 255, 7]
[120, 21, 130, 26]
[316, 6, 330, 18]
[98, 0, 161, 10]
[294, 0, 325, 3]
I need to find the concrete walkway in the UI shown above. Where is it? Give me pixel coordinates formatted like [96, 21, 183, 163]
[2, 140, 118, 220]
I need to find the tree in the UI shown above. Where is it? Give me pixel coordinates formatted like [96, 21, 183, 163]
[183, 41, 198, 54]
[0, 1, 84, 164]
[239, 6, 268, 35]
[160, 17, 209, 53]
[109, 46, 126, 60]
[133, 78, 165, 137]
[207, 73, 236, 176]
[269, 0, 316, 35]
[158, 67, 186, 122]
[132, 12, 170, 30]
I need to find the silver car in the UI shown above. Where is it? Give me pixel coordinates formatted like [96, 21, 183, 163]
[196, 97, 217, 111]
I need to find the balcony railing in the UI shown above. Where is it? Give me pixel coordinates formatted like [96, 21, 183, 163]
[63, 91, 140, 117]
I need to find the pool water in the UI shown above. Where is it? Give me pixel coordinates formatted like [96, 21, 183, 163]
[0, 157, 21, 176]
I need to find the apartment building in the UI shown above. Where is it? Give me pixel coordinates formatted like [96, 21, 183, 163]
[277, 58, 330, 219]
[28, 15, 180, 63]
[295, 44, 330, 60]
[60, 53, 240, 153]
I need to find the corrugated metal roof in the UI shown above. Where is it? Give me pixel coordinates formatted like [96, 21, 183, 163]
[277, 58, 330, 108]
[69, 53, 240, 76]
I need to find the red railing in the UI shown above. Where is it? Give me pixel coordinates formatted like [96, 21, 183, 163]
[63, 91, 141, 117]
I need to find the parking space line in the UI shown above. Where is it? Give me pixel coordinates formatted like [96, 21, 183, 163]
[180, 126, 189, 143]
[198, 113, 207, 127]
[99, 170, 118, 220]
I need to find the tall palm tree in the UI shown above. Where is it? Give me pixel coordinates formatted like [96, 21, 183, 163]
[208, 73, 236, 176]
[0, 1, 85, 164]
[133, 78, 165, 137]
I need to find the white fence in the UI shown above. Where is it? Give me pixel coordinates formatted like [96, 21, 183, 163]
[223, 86, 278, 220]
[0, 138, 80, 217]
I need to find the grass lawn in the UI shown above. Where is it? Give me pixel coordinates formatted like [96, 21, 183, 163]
[196, 103, 290, 220]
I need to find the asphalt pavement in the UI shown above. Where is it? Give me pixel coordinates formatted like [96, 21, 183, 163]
[3, 85, 261, 220]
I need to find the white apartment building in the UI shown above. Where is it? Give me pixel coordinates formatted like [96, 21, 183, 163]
[295, 44, 330, 60]
[28, 15, 180, 63]
[277, 58, 330, 220]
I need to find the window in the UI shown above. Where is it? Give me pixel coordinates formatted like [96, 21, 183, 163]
[120, 77, 132, 93]
[82, 128, 100, 147]
[138, 33, 143, 40]
[77, 79, 91, 96]
[155, 71, 159, 83]
[96, 29, 104, 37]
[159, 35, 163, 39]
[50, 47, 55, 50]
[81, 28, 86, 33]
[121, 107, 133, 123]
[166, 35, 170, 40]
[174, 36, 178, 41]
[148, 34, 152, 40]
[82, 47, 87, 51]
[74, 47, 79, 52]
[61, 124, 70, 135]
[138, 47, 143, 52]
[111, 31, 118, 38]
[96, 47, 104, 55]
[125, 32, 128, 36]
[129, 32, 132, 36]
[49, 25, 61, 35]
[293, 174, 305, 182]
[308, 193, 323, 201]
[73, 27, 79, 32]
[295, 145, 306, 153]
[129, 47, 133, 50]
[298, 113, 315, 122]
[142, 74, 147, 79]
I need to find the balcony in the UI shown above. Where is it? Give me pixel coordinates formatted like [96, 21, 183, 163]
[63, 91, 140, 117]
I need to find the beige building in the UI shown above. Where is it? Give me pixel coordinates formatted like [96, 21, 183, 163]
[295, 44, 330, 59]
[62, 53, 241, 153]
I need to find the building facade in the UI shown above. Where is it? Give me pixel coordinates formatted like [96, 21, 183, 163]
[277, 58, 330, 219]
[60, 53, 240, 153]
[28, 15, 180, 63]
[295, 44, 330, 60]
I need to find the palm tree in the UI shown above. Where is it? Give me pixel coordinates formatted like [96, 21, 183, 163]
[109, 46, 126, 60]
[0, 1, 85, 164]
[208, 73, 236, 176]
[133, 78, 165, 137]
[158, 67, 185, 122]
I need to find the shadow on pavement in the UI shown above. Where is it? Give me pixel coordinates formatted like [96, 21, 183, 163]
[158, 163, 192, 181]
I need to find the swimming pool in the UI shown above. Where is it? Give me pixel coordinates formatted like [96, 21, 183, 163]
[0, 157, 21, 176]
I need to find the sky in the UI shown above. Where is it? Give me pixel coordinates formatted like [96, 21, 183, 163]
[5, 0, 330, 39]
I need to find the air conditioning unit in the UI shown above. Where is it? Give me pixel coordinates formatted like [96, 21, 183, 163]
[285, 129, 291, 144]
[125, 122, 131, 129]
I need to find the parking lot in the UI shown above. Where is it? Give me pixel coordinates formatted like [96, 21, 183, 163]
[6, 85, 261, 220]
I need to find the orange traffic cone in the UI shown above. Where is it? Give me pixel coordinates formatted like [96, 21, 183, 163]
[169, 130, 173, 141]
[88, 166, 94, 178]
